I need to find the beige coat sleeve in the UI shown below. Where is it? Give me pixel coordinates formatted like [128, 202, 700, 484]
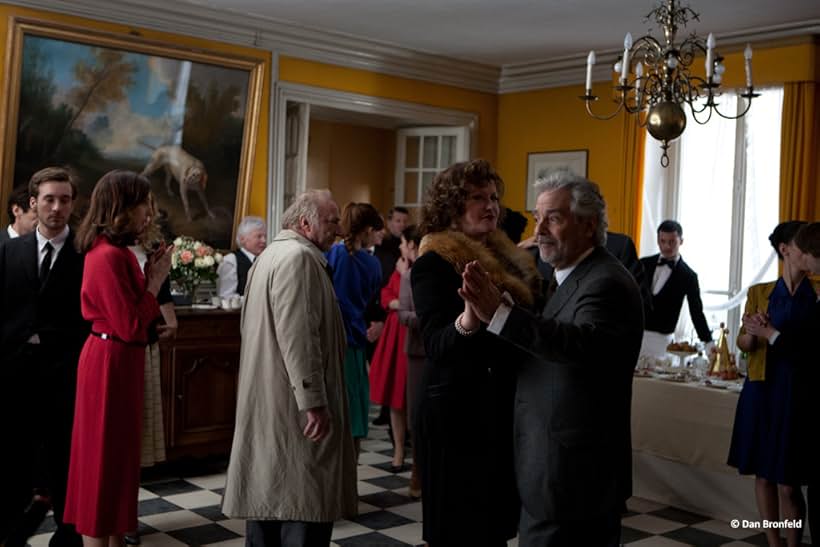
[272, 249, 328, 410]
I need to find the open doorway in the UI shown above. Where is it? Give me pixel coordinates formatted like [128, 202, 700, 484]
[270, 82, 478, 231]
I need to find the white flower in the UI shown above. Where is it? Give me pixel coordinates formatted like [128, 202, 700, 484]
[174, 237, 183, 247]
[203, 255, 215, 267]
[194, 257, 206, 268]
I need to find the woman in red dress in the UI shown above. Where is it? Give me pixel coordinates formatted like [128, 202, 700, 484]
[63, 170, 173, 547]
[369, 227, 419, 471]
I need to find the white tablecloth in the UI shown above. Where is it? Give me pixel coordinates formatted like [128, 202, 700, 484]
[631, 376, 758, 522]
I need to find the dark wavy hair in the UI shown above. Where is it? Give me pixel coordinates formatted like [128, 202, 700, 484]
[340, 202, 384, 254]
[794, 222, 819, 258]
[419, 159, 504, 235]
[769, 220, 808, 260]
[76, 170, 153, 252]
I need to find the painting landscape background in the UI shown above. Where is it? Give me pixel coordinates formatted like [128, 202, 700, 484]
[12, 33, 252, 249]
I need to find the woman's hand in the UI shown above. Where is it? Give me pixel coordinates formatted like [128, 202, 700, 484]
[396, 256, 410, 276]
[458, 260, 502, 324]
[388, 299, 400, 310]
[146, 243, 174, 296]
[742, 311, 775, 339]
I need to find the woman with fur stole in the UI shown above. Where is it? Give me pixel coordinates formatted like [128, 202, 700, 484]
[411, 159, 542, 547]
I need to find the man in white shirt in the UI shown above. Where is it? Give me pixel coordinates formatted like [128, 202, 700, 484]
[216, 216, 266, 298]
[0, 185, 38, 243]
[0, 167, 86, 547]
[638, 220, 713, 357]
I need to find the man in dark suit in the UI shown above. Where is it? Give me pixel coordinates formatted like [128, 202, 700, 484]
[1, 184, 38, 243]
[639, 220, 712, 356]
[459, 171, 643, 546]
[0, 167, 87, 547]
[216, 216, 267, 298]
[524, 230, 652, 320]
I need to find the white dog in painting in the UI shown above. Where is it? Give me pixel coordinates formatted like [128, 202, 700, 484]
[141, 145, 216, 221]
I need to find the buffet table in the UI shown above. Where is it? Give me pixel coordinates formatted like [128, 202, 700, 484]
[631, 376, 758, 522]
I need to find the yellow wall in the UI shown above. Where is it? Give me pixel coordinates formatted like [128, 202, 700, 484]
[278, 57, 498, 164]
[0, 3, 272, 219]
[307, 119, 396, 212]
[497, 41, 820, 237]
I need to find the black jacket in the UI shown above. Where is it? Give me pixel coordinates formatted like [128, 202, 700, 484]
[640, 253, 712, 341]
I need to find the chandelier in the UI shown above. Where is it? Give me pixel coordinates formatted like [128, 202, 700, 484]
[580, 0, 758, 167]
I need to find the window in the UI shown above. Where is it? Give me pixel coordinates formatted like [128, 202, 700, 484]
[640, 86, 784, 344]
[395, 126, 469, 214]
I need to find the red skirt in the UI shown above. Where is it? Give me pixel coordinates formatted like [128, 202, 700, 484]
[369, 311, 408, 410]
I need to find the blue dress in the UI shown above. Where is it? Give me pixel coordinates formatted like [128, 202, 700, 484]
[325, 243, 382, 438]
[727, 277, 816, 485]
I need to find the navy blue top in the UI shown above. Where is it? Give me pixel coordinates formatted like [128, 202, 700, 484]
[326, 243, 382, 349]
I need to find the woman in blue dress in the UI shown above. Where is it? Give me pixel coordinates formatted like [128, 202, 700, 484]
[728, 220, 816, 547]
[326, 202, 383, 457]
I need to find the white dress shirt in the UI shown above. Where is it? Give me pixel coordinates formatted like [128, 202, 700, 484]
[6, 225, 19, 239]
[216, 247, 256, 298]
[35, 225, 70, 269]
[651, 255, 680, 295]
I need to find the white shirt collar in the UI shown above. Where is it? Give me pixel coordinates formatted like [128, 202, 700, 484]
[240, 247, 256, 262]
[36, 224, 69, 251]
[554, 247, 595, 286]
[6, 225, 18, 239]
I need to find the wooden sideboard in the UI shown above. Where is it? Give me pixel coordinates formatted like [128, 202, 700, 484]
[159, 308, 240, 461]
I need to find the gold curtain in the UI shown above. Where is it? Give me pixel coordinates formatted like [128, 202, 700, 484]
[621, 112, 646, 246]
[779, 81, 820, 221]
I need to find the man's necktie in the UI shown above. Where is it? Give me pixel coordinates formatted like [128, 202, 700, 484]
[39, 242, 54, 284]
[545, 273, 558, 301]
[658, 257, 676, 268]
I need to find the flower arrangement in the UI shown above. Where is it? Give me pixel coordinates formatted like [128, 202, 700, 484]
[170, 236, 223, 296]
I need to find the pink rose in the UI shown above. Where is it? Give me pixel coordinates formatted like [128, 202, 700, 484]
[180, 250, 194, 264]
[196, 245, 210, 257]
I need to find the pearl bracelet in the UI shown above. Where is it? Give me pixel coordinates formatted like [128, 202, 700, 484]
[454, 313, 479, 337]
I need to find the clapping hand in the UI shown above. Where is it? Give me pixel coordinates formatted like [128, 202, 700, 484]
[145, 242, 174, 296]
[458, 260, 502, 324]
[396, 256, 410, 276]
[742, 311, 774, 339]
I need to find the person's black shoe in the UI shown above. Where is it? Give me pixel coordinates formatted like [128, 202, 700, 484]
[124, 533, 141, 545]
[389, 463, 407, 474]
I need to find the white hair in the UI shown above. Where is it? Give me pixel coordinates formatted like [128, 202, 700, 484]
[280, 189, 333, 230]
[235, 216, 266, 246]
[533, 168, 608, 247]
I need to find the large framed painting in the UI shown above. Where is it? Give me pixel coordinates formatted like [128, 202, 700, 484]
[0, 18, 264, 249]
[526, 149, 588, 211]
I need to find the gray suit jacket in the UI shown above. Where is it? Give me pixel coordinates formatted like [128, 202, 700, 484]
[496, 246, 643, 522]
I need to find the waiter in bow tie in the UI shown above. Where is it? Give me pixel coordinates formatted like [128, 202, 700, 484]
[638, 219, 713, 358]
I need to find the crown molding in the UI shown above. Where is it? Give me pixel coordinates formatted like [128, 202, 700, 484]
[4, 0, 818, 96]
[2, 0, 502, 93]
[499, 19, 820, 94]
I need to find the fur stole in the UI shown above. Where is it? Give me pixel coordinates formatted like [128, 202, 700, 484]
[419, 230, 542, 307]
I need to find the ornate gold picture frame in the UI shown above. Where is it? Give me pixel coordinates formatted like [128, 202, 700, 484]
[1, 18, 265, 248]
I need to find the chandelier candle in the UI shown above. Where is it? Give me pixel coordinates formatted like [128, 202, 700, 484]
[705, 33, 715, 79]
[744, 44, 753, 88]
[621, 33, 632, 83]
[585, 50, 596, 92]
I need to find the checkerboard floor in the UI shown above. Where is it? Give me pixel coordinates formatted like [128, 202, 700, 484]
[29, 421, 813, 547]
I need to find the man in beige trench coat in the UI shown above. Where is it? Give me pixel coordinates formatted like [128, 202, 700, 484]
[222, 189, 357, 547]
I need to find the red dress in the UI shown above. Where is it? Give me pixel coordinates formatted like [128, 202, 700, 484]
[63, 236, 160, 537]
[369, 270, 408, 410]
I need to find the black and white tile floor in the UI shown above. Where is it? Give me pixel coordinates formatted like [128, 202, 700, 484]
[29, 421, 812, 547]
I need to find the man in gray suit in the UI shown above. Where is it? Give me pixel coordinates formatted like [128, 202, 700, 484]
[459, 170, 643, 547]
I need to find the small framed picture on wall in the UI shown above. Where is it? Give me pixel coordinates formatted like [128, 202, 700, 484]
[526, 150, 588, 211]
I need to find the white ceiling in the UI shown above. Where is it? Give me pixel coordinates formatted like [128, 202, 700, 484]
[183, 0, 819, 66]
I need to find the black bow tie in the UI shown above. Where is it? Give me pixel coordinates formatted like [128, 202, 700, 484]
[658, 257, 676, 268]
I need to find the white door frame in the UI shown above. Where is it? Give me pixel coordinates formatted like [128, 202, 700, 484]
[269, 81, 479, 232]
